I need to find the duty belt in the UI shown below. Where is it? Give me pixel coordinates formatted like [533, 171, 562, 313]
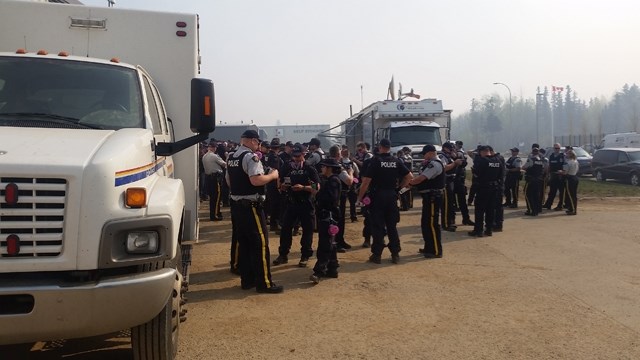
[236, 198, 265, 207]
[419, 189, 443, 194]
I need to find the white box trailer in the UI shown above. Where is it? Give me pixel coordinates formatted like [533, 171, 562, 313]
[600, 132, 640, 149]
[0, 1, 215, 357]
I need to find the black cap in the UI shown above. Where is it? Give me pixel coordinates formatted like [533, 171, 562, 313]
[455, 140, 463, 146]
[318, 158, 342, 168]
[478, 145, 491, 152]
[379, 138, 391, 148]
[510, 147, 519, 152]
[309, 138, 321, 147]
[402, 146, 411, 152]
[241, 130, 260, 140]
[285, 141, 294, 147]
[531, 143, 540, 149]
[292, 144, 304, 156]
[421, 144, 437, 154]
[260, 141, 270, 148]
[269, 139, 280, 148]
[442, 142, 454, 149]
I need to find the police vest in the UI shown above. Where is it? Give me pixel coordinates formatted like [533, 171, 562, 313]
[526, 158, 544, 179]
[548, 152, 565, 172]
[283, 162, 315, 200]
[369, 154, 404, 190]
[476, 156, 502, 186]
[227, 150, 265, 196]
[454, 150, 467, 178]
[417, 158, 445, 191]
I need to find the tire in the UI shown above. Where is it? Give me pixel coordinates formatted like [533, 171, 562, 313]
[131, 249, 183, 360]
[595, 170, 606, 182]
[631, 173, 639, 186]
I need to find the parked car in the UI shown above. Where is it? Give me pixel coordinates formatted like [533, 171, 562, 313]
[591, 148, 640, 186]
[544, 146, 592, 176]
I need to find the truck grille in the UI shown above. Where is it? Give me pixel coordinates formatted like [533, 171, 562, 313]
[0, 177, 66, 258]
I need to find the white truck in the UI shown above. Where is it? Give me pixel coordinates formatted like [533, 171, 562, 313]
[0, 1, 214, 358]
[341, 99, 451, 173]
[600, 132, 640, 149]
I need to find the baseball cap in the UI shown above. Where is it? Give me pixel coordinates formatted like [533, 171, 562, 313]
[442, 142, 454, 149]
[240, 130, 260, 140]
[292, 144, 304, 156]
[318, 158, 342, 169]
[478, 145, 491, 152]
[421, 144, 437, 154]
[379, 138, 391, 148]
[309, 138, 321, 147]
[510, 147, 519, 152]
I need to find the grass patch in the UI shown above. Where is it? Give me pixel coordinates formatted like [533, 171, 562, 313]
[576, 177, 640, 197]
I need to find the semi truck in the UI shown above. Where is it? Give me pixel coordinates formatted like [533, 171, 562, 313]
[0, 1, 214, 358]
[341, 99, 451, 173]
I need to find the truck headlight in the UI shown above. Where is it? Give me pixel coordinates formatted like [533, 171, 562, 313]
[126, 231, 159, 254]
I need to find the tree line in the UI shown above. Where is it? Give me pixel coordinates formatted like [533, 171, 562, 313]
[451, 83, 640, 152]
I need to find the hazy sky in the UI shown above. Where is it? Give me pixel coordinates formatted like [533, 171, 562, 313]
[81, 0, 640, 127]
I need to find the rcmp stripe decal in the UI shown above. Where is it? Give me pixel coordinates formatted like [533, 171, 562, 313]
[115, 158, 166, 186]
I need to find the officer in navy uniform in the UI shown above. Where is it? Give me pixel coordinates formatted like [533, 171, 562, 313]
[503, 147, 522, 208]
[522, 147, 545, 216]
[409, 144, 446, 258]
[273, 144, 320, 267]
[226, 130, 283, 293]
[310, 158, 343, 284]
[468, 145, 503, 237]
[543, 143, 566, 210]
[265, 139, 284, 233]
[357, 139, 413, 264]
[439, 142, 463, 231]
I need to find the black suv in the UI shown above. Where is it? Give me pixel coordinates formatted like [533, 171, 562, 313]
[591, 148, 640, 186]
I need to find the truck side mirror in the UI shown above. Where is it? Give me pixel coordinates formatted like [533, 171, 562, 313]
[191, 78, 215, 134]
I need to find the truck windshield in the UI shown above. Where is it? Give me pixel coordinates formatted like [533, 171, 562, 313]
[0, 56, 143, 130]
[389, 126, 441, 146]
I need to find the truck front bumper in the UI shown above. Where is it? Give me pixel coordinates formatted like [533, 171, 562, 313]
[0, 268, 176, 345]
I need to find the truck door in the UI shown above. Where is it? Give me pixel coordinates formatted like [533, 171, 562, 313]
[141, 74, 173, 178]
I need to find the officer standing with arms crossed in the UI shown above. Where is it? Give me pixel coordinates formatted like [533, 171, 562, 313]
[226, 130, 283, 293]
[357, 139, 413, 264]
[409, 144, 445, 258]
[503, 147, 522, 208]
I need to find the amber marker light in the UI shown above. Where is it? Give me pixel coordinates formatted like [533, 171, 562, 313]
[125, 188, 147, 208]
[204, 96, 211, 116]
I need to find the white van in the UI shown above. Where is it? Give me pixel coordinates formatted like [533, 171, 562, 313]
[600, 132, 640, 149]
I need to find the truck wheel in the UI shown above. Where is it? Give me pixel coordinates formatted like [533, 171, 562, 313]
[595, 170, 606, 182]
[131, 251, 183, 360]
[631, 173, 639, 186]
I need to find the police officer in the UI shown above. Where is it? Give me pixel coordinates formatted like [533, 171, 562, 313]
[399, 147, 414, 211]
[273, 144, 320, 267]
[522, 147, 545, 216]
[305, 137, 325, 170]
[543, 143, 566, 210]
[329, 145, 355, 252]
[503, 147, 522, 208]
[468, 145, 503, 237]
[439, 142, 463, 231]
[409, 144, 445, 258]
[357, 139, 413, 264]
[265, 139, 284, 233]
[491, 147, 507, 232]
[202, 141, 226, 221]
[310, 158, 343, 284]
[226, 130, 283, 293]
[453, 141, 473, 225]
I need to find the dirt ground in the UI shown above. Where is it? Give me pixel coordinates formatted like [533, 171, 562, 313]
[3, 196, 640, 360]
